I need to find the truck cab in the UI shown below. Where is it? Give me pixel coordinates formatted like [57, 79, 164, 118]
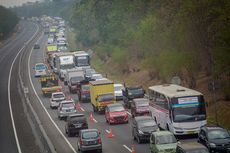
[122, 86, 145, 108]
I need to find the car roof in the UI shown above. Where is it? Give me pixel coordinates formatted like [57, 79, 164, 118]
[152, 131, 173, 136]
[68, 113, 84, 118]
[107, 103, 123, 108]
[52, 92, 64, 95]
[80, 129, 99, 133]
[134, 116, 153, 122]
[202, 125, 226, 131]
[133, 98, 149, 102]
[60, 100, 74, 104]
[177, 142, 208, 150]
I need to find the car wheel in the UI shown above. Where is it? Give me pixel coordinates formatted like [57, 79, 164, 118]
[65, 128, 68, 134]
[137, 136, 142, 144]
[68, 131, 72, 137]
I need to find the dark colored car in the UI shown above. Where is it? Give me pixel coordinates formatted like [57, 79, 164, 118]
[105, 103, 129, 124]
[122, 86, 145, 108]
[34, 44, 40, 49]
[131, 98, 150, 117]
[132, 116, 159, 144]
[77, 129, 102, 153]
[176, 142, 209, 153]
[65, 114, 88, 137]
[198, 125, 230, 153]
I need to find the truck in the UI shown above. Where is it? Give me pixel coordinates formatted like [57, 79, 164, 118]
[90, 79, 115, 113]
[72, 51, 90, 69]
[55, 53, 76, 80]
[77, 80, 91, 102]
[66, 69, 85, 93]
[122, 85, 145, 108]
[40, 74, 62, 97]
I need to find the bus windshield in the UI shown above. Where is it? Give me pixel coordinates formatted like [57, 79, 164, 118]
[172, 96, 206, 122]
[75, 56, 90, 67]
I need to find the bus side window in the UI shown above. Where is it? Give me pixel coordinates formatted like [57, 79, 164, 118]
[156, 93, 168, 110]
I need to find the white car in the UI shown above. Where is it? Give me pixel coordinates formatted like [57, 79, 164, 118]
[91, 73, 107, 81]
[34, 63, 47, 77]
[114, 84, 124, 101]
[57, 100, 77, 120]
[50, 92, 65, 109]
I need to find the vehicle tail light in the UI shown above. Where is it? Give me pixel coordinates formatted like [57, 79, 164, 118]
[80, 139, 84, 145]
[98, 138, 102, 144]
[74, 104, 77, 110]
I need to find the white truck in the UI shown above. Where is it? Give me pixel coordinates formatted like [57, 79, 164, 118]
[66, 70, 85, 93]
[56, 54, 75, 80]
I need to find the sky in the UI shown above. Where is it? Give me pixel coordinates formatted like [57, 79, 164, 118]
[0, 0, 43, 8]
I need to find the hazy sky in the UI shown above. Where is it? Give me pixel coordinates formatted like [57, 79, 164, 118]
[0, 0, 42, 8]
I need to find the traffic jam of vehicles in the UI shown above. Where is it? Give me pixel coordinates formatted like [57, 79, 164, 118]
[32, 16, 230, 153]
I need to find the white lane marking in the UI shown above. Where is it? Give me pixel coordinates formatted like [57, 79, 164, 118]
[8, 23, 39, 153]
[93, 118, 98, 123]
[80, 107, 85, 112]
[28, 30, 76, 153]
[123, 145, 132, 152]
[105, 129, 114, 136]
[126, 111, 132, 116]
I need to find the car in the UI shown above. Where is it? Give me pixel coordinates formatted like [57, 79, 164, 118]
[84, 68, 96, 79]
[57, 100, 77, 120]
[77, 129, 102, 153]
[49, 92, 65, 109]
[34, 63, 48, 77]
[114, 84, 124, 101]
[131, 98, 150, 117]
[105, 103, 129, 124]
[150, 131, 177, 153]
[34, 44, 40, 49]
[65, 114, 88, 137]
[198, 125, 230, 153]
[132, 116, 159, 143]
[91, 73, 106, 81]
[176, 142, 209, 153]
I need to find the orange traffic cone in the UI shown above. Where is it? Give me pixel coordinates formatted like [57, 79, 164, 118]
[89, 112, 94, 122]
[131, 144, 135, 153]
[107, 128, 113, 138]
[77, 102, 81, 111]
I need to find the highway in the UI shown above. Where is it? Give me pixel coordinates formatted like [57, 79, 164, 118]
[0, 21, 41, 153]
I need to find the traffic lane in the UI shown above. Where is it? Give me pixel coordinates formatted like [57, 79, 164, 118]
[0, 21, 39, 153]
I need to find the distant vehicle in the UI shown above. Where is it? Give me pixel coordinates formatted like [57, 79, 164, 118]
[34, 63, 48, 77]
[47, 38, 54, 44]
[34, 44, 40, 49]
[150, 131, 177, 153]
[65, 114, 88, 137]
[84, 68, 96, 80]
[114, 84, 124, 101]
[105, 103, 129, 124]
[77, 81, 91, 102]
[49, 92, 65, 109]
[90, 79, 115, 113]
[131, 98, 150, 118]
[77, 129, 102, 153]
[132, 116, 159, 144]
[176, 142, 209, 153]
[57, 100, 77, 120]
[40, 74, 62, 97]
[198, 125, 230, 153]
[73, 51, 90, 69]
[122, 86, 145, 108]
[148, 84, 207, 135]
[91, 73, 106, 81]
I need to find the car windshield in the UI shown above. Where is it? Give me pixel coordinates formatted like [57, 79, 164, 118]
[136, 100, 149, 107]
[172, 96, 206, 122]
[138, 120, 156, 128]
[156, 135, 177, 144]
[35, 64, 46, 70]
[208, 129, 230, 140]
[82, 131, 99, 139]
[187, 149, 209, 153]
[62, 102, 74, 107]
[60, 64, 75, 70]
[109, 105, 125, 112]
[53, 93, 64, 98]
[128, 88, 144, 95]
[98, 94, 114, 102]
[115, 85, 123, 91]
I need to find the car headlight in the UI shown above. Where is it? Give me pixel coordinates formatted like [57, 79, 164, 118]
[138, 130, 144, 134]
[209, 143, 216, 148]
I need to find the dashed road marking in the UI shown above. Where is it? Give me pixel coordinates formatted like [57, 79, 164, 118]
[123, 145, 132, 152]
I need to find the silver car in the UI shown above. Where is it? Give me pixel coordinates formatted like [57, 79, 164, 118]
[57, 100, 77, 120]
[49, 92, 65, 109]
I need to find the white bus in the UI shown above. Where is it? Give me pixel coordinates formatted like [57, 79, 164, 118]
[148, 84, 207, 135]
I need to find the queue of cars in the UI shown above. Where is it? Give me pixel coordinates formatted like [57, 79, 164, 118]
[34, 16, 230, 153]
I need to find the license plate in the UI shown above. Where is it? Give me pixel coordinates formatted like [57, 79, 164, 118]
[188, 131, 196, 134]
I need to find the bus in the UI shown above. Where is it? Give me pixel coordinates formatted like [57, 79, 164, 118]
[148, 84, 207, 135]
